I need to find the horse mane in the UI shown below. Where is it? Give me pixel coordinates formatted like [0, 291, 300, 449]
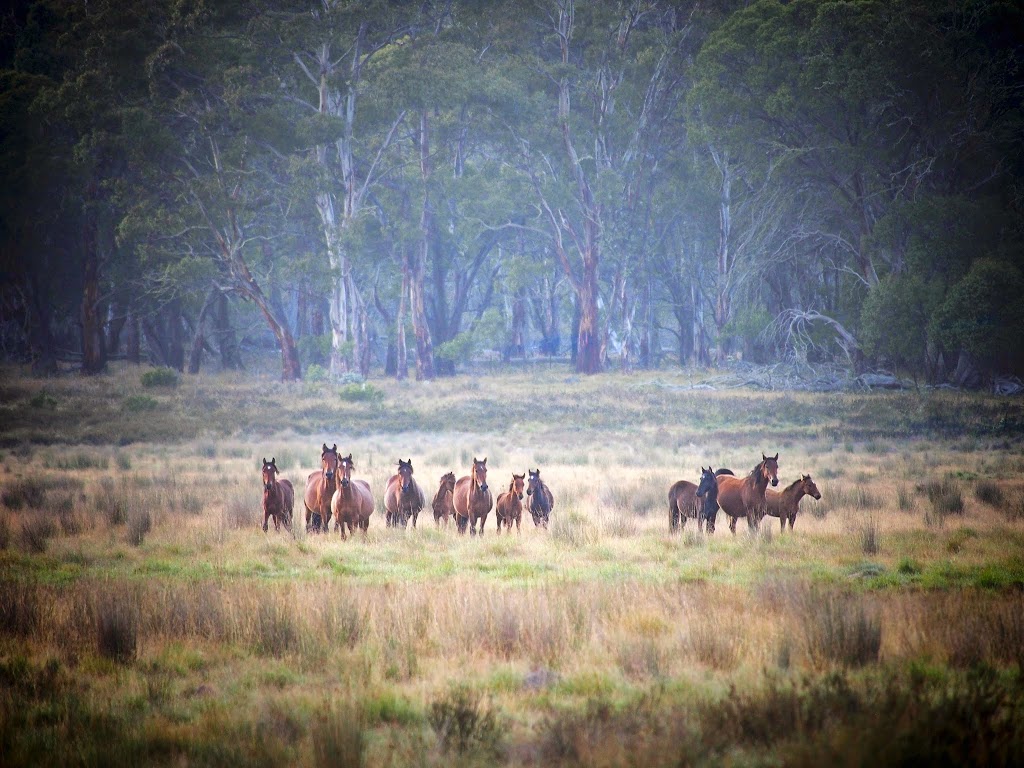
[508, 478, 516, 492]
[782, 477, 803, 494]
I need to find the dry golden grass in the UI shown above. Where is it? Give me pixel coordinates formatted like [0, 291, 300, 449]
[2, 366, 1024, 765]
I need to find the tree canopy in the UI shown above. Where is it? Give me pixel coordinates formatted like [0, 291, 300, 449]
[2, 0, 1021, 384]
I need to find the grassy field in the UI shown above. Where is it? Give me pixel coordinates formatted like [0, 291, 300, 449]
[2, 363, 1024, 766]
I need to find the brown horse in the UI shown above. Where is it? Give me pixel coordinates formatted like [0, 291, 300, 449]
[432, 471, 456, 526]
[495, 473, 525, 534]
[526, 468, 554, 528]
[765, 474, 821, 531]
[261, 458, 294, 533]
[716, 453, 779, 534]
[331, 453, 374, 539]
[453, 457, 493, 535]
[384, 458, 426, 529]
[668, 466, 720, 534]
[303, 443, 339, 533]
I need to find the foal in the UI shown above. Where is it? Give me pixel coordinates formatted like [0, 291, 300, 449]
[765, 474, 821, 531]
[261, 458, 294, 533]
[495, 473, 525, 533]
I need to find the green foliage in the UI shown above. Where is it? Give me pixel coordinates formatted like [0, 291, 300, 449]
[861, 273, 942, 376]
[428, 685, 501, 756]
[338, 383, 384, 404]
[930, 258, 1024, 373]
[124, 394, 159, 412]
[140, 367, 179, 388]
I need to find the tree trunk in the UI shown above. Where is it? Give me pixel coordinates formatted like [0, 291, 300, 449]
[412, 110, 436, 380]
[396, 256, 408, 380]
[576, 255, 602, 374]
[125, 308, 140, 365]
[166, 299, 186, 372]
[213, 292, 241, 370]
[105, 298, 127, 357]
[80, 215, 107, 375]
[186, 288, 218, 375]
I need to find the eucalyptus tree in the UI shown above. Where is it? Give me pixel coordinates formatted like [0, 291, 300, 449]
[690, 0, 1024, 368]
[134, 0, 309, 380]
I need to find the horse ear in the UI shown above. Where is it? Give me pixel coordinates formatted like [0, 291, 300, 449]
[773, 453, 779, 460]
[271, 457, 276, 466]
[762, 453, 767, 460]
[322, 443, 328, 453]
[332, 444, 338, 452]
[482, 457, 487, 464]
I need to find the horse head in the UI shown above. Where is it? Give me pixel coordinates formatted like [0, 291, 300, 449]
[321, 443, 339, 481]
[527, 468, 541, 497]
[510, 473, 525, 500]
[339, 453, 355, 489]
[800, 474, 821, 500]
[440, 471, 456, 493]
[397, 458, 414, 493]
[471, 457, 488, 493]
[761, 452, 780, 487]
[696, 466, 719, 533]
[262, 457, 278, 491]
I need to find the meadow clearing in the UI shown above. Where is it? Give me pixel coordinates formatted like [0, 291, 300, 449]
[1, 364, 1024, 767]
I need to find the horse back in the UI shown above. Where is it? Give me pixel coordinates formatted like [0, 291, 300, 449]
[280, 479, 295, 512]
[715, 474, 747, 517]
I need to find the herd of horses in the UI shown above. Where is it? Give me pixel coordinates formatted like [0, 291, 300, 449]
[260, 446, 820, 538]
[260, 445, 554, 536]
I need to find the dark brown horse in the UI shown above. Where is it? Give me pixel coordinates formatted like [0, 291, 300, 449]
[261, 458, 294, 533]
[384, 458, 426, 529]
[526, 468, 554, 528]
[716, 453, 779, 534]
[432, 471, 456, 526]
[303, 443, 339, 533]
[453, 457, 493, 535]
[331, 453, 374, 539]
[668, 466, 720, 534]
[495, 473, 525, 534]
[765, 474, 821, 531]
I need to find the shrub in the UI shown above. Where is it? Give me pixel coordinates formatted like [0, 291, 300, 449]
[123, 394, 158, 412]
[140, 367, 179, 387]
[19, 515, 56, 553]
[550, 511, 600, 548]
[97, 595, 139, 664]
[860, 515, 879, 555]
[29, 391, 58, 409]
[304, 363, 329, 384]
[974, 479, 1004, 507]
[338, 383, 384, 403]
[428, 685, 500, 756]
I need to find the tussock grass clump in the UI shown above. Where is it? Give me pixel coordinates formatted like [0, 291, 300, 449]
[428, 685, 501, 757]
[126, 508, 152, 546]
[97, 593, 139, 664]
[974, 479, 1005, 507]
[897, 484, 916, 511]
[18, 513, 56, 553]
[0, 513, 9, 548]
[924, 478, 965, 517]
[223, 497, 257, 530]
[0, 580, 40, 637]
[312, 699, 366, 768]
[93, 477, 128, 525]
[2, 477, 47, 510]
[550, 510, 600, 548]
[860, 515, 880, 555]
[798, 589, 881, 668]
[685, 617, 743, 670]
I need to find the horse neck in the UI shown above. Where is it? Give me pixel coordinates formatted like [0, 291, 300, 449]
[747, 463, 769, 493]
[782, 479, 803, 501]
[704, 481, 719, 503]
[321, 470, 337, 495]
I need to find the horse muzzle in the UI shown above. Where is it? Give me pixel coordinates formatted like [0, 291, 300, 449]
[402, 482, 411, 493]
[325, 470, 335, 480]
[341, 478, 350, 488]
[478, 484, 488, 493]
[770, 478, 778, 487]
[264, 482, 274, 492]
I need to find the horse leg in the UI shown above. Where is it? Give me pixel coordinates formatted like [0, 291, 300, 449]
[728, 516, 737, 535]
[262, 506, 270, 533]
[669, 500, 679, 532]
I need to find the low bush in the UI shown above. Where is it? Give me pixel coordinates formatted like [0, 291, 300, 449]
[428, 685, 501, 756]
[140, 367, 179, 388]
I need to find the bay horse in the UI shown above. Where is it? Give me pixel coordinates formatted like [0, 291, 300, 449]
[303, 443, 339, 533]
[261, 458, 294, 533]
[331, 453, 374, 539]
[526, 468, 554, 528]
[765, 474, 821, 531]
[668, 466, 720, 534]
[384, 458, 426, 529]
[495, 473, 525, 533]
[453, 457, 493, 535]
[716, 453, 779, 534]
[432, 471, 456, 526]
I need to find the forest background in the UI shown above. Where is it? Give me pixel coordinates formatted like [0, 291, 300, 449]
[1, 0, 1023, 385]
